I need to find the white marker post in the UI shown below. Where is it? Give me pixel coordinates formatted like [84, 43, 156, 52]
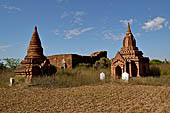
[9, 77, 14, 86]
[100, 72, 105, 80]
[122, 72, 129, 83]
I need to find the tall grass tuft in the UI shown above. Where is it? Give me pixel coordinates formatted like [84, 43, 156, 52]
[0, 69, 14, 87]
[150, 64, 170, 76]
[31, 67, 111, 88]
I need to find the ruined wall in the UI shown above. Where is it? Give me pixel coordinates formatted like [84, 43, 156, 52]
[47, 51, 107, 69]
[47, 54, 73, 69]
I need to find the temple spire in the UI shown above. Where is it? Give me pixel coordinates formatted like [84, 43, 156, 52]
[32, 26, 38, 36]
[126, 22, 131, 34]
[34, 26, 37, 32]
[26, 26, 44, 58]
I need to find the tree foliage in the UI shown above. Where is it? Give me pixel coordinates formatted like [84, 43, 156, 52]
[150, 59, 163, 65]
[93, 57, 110, 69]
[0, 59, 6, 69]
[3, 58, 21, 69]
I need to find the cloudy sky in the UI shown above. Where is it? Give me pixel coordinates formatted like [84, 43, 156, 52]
[0, 0, 170, 61]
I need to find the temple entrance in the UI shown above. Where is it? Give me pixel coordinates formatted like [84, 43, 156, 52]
[126, 62, 129, 74]
[131, 61, 137, 77]
[116, 66, 122, 79]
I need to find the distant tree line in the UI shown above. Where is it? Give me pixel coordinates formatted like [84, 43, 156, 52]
[0, 58, 20, 70]
[149, 59, 169, 65]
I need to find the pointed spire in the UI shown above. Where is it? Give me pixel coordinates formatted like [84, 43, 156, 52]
[33, 26, 38, 36]
[26, 26, 44, 58]
[126, 22, 132, 34]
[34, 26, 37, 32]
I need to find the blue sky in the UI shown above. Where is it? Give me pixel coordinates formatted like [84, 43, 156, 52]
[0, 0, 170, 61]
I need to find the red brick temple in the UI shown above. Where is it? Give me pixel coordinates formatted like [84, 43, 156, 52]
[111, 23, 149, 78]
[14, 26, 55, 82]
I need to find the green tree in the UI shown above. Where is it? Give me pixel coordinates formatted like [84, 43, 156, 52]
[0, 59, 6, 69]
[93, 57, 110, 69]
[3, 58, 20, 69]
[150, 59, 163, 65]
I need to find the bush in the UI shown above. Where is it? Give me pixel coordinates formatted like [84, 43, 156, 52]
[149, 64, 170, 76]
[149, 66, 160, 77]
[0, 59, 6, 69]
[150, 59, 163, 65]
[3, 58, 21, 69]
[93, 57, 110, 69]
[75, 63, 91, 69]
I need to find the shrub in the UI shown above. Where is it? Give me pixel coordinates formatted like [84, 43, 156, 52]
[150, 59, 163, 65]
[75, 63, 91, 69]
[0, 59, 6, 69]
[149, 64, 170, 76]
[93, 57, 110, 69]
[3, 58, 21, 69]
[149, 65, 160, 77]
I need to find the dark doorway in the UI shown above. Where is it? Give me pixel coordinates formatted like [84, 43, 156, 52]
[131, 61, 137, 77]
[142, 65, 146, 76]
[126, 62, 129, 74]
[116, 66, 122, 79]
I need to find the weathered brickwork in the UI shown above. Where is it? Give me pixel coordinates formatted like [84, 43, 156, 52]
[47, 51, 107, 69]
[111, 23, 149, 78]
[14, 26, 55, 82]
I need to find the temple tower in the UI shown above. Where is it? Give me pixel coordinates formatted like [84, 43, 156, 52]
[14, 26, 56, 82]
[111, 23, 149, 78]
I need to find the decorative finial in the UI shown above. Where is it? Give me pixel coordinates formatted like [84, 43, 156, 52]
[34, 26, 37, 32]
[126, 22, 131, 34]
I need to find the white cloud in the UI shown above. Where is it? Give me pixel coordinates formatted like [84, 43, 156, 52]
[60, 11, 85, 26]
[65, 27, 93, 39]
[0, 45, 10, 51]
[72, 11, 84, 26]
[81, 27, 93, 32]
[142, 17, 168, 31]
[103, 31, 124, 41]
[120, 19, 133, 26]
[169, 26, 170, 30]
[54, 29, 60, 35]
[1, 4, 21, 12]
[134, 32, 141, 38]
[60, 11, 69, 19]
[103, 31, 141, 41]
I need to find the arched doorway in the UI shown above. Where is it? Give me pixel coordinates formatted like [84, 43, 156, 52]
[116, 66, 122, 79]
[131, 61, 137, 77]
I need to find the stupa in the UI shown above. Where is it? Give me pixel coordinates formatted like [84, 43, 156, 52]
[14, 26, 55, 82]
[111, 23, 150, 78]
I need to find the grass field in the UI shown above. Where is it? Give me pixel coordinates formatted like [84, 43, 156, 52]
[0, 64, 170, 112]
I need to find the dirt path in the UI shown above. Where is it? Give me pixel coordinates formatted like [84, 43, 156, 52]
[0, 84, 170, 113]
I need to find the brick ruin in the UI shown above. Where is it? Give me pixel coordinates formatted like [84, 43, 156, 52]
[111, 23, 150, 78]
[14, 26, 56, 82]
[46, 51, 107, 69]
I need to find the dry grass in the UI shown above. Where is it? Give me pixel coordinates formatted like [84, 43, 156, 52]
[150, 63, 170, 76]
[0, 69, 14, 88]
[30, 67, 111, 88]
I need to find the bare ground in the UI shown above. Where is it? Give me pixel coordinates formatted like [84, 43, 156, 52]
[0, 83, 170, 113]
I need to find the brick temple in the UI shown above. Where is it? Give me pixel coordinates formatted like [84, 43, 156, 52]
[14, 26, 55, 81]
[111, 23, 149, 78]
[47, 51, 107, 69]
